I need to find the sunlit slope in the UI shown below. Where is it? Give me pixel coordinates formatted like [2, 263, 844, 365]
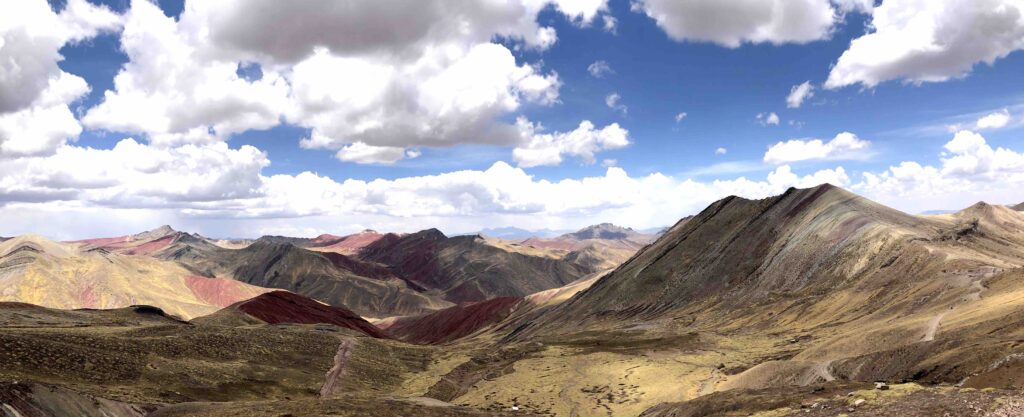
[520, 184, 1024, 335]
[307, 230, 387, 255]
[428, 185, 1024, 416]
[77, 226, 450, 317]
[0, 235, 271, 319]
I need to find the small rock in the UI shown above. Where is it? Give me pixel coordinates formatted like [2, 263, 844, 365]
[874, 382, 889, 390]
[854, 399, 866, 407]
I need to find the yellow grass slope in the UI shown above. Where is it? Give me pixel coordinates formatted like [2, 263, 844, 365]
[0, 235, 271, 319]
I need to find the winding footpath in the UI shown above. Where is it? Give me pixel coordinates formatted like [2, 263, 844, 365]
[320, 338, 357, 397]
[921, 267, 999, 343]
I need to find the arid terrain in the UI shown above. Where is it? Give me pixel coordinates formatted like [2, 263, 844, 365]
[7, 0, 1024, 413]
[2, 185, 1024, 416]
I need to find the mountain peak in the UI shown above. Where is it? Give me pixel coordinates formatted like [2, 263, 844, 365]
[153, 225, 176, 234]
[512, 184, 922, 340]
[956, 201, 996, 217]
[781, 182, 839, 195]
[952, 201, 1024, 231]
[807, 182, 838, 192]
[773, 183, 862, 217]
[131, 225, 178, 241]
[412, 228, 447, 240]
[0, 234, 72, 258]
[310, 234, 343, 246]
[248, 238, 298, 252]
[565, 223, 637, 240]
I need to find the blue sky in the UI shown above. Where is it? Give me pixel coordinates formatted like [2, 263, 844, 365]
[59, 0, 1022, 181]
[2, 0, 1024, 239]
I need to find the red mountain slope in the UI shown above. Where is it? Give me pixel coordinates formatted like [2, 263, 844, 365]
[229, 291, 389, 338]
[380, 297, 523, 344]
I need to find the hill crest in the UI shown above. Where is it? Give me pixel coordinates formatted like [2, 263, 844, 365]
[218, 291, 389, 338]
[512, 183, 939, 337]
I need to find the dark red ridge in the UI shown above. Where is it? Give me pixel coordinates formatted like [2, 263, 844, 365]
[235, 291, 389, 338]
[385, 297, 522, 344]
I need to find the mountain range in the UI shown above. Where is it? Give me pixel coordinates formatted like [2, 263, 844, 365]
[0, 234, 272, 319]
[2, 221, 648, 320]
[1, 185, 1023, 416]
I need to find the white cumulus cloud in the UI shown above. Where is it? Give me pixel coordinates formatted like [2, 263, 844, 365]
[0, 0, 120, 157]
[764, 132, 870, 164]
[602, 15, 618, 33]
[856, 130, 1024, 211]
[757, 112, 780, 126]
[80, 0, 611, 159]
[0, 72, 90, 157]
[187, 0, 590, 63]
[291, 43, 561, 155]
[976, 109, 1013, 129]
[513, 119, 631, 168]
[0, 138, 268, 207]
[786, 81, 815, 108]
[605, 92, 628, 114]
[631, 0, 845, 48]
[335, 142, 418, 165]
[0, 0, 120, 113]
[588, 60, 614, 78]
[826, 0, 1024, 89]
[82, 0, 290, 147]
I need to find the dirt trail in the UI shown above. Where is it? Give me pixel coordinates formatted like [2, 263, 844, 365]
[320, 338, 357, 397]
[921, 312, 948, 342]
[921, 267, 998, 342]
[557, 359, 584, 417]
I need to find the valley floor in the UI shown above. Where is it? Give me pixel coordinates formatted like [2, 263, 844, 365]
[3, 266, 1024, 417]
